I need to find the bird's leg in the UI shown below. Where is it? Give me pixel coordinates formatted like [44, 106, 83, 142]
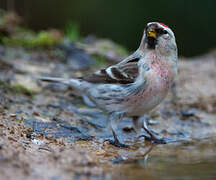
[132, 116, 143, 134]
[132, 116, 156, 140]
[133, 116, 179, 144]
[133, 116, 166, 144]
[171, 81, 178, 105]
[105, 112, 129, 148]
[142, 118, 167, 144]
[132, 116, 161, 142]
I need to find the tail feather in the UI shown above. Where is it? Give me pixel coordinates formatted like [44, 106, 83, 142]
[39, 77, 70, 84]
[38, 76, 88, 91]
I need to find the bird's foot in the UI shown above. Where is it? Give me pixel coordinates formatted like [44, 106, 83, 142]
[139, 134, 177, 144]
[148, 136, 167, 144]
[105, 139, 129, 148]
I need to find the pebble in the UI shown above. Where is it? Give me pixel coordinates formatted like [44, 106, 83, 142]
[10, 114, 17, 118]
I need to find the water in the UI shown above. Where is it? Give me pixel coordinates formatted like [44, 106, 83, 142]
[111, 139, 216, 180]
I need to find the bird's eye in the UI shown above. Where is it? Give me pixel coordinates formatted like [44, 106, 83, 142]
[156, 29, 168, 35]
[163, 30, 168, 34]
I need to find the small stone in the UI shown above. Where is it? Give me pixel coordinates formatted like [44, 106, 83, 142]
[123, 125, 134, 132]
[32, 139, 43, 145]
[46, 134, 54, 140]
[26, 133, 32, 139]
[8, 136, 17, 142]
[96, 149, 106, 155]
[33, 111, 40, 116]
[181, 108, 198, 117]
[103, 141, 111, 146]
[10, 114, 17, 118]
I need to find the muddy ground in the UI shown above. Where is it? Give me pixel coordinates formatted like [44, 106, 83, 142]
[0, 43, 216, 180]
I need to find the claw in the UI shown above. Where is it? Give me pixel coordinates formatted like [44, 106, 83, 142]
[149, 137, 167, 144]
[139, 134, 180, 144]
[105, 139, 129, 148]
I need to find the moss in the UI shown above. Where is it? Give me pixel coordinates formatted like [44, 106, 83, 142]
[2, 28, 62, 48]
[115, 44, 128, 56]
[37, 31, 61, 46]
[0, 81, 35, 97]
[64, 22, 80, 42]
[92, 54, 108, 66]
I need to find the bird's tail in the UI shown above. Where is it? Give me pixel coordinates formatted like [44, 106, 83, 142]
[38, 76, 88, 91]
[39, 77, 71, 84]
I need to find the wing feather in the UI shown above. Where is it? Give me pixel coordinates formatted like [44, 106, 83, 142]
[82, 53, 141, 84]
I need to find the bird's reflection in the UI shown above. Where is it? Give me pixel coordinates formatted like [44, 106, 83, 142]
[112, 144, 155, 167]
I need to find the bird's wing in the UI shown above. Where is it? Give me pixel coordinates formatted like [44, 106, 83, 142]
[82, 52, 141, 84]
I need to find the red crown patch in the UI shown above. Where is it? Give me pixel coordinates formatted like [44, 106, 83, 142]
[158, 22, 169, 28]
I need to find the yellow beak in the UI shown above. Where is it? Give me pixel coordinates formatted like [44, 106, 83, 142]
[147, 30, 157, 38]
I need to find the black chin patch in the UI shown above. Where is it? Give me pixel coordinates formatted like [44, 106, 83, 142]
[147, 37, 157, 49]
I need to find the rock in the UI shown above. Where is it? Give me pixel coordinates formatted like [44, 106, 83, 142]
[181, 108, 198, 117]
[11, 74, 41, 93]
[57, 42, 96, 70]
[80, 39, 128, 63]
[122, 125, 134, 133]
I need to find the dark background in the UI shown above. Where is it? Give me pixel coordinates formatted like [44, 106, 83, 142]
[0, 0, 215, 56]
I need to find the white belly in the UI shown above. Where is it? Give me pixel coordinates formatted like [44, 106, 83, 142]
[126, 87, 169, 116]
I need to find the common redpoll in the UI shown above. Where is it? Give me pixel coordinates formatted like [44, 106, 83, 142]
[40, 22, 178, 147]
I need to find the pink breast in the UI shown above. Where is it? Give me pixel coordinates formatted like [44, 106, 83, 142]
[125, 60, 173, 109]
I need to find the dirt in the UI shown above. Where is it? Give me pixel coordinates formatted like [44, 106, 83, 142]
[0, 44, 216, 180]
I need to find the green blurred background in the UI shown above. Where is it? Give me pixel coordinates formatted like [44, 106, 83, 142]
[0, 0, 215, 56]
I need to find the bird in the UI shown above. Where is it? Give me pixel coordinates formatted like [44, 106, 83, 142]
[39, 22, 178, 148]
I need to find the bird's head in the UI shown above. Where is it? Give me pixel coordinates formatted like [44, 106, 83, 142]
[139, 22, 177, 57]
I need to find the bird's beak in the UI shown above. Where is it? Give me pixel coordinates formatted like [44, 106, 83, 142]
[147, 29, 157, 38]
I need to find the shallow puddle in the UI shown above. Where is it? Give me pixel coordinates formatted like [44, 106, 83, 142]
[111, 139, 216, 180]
